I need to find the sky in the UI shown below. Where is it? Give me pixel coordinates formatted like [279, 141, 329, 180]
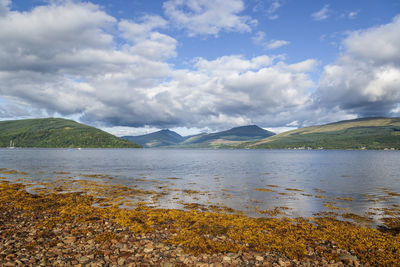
[0, 0, 399, 136]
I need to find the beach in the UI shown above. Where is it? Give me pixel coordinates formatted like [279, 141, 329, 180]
[1, 177, 399, 266]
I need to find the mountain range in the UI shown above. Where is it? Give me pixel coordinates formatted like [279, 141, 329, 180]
[0, 117, 399, 150]
[122, 125, 275, 148]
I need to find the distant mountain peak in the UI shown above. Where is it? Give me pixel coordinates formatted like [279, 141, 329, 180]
[219, 125, 275, 136]
[231, 125, 264, 130]
[122, 124, 275, 148]
[122, 129, 184, 147]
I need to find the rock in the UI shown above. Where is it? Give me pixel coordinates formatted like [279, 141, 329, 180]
[256, 256, 264, 262]
[145, 242, 154, 248]
[117, 257, 126, 265]
[64, 236, 76, 244]
[155, 242, 165, 249]
[278, 259, 287, 266]
[222, 256, 232, 263]
[163, 262, 174, 267]
[143, 248, 153, 253]
[79, 256, 90, 264]
[339, 253, 357, 262]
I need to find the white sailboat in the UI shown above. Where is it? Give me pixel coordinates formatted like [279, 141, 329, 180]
[8, 140, 15, 149]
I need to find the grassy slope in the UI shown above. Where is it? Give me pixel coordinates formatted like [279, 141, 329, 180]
[176, 125, 275, 148]
[0, 118, 141, 148]
[247, 117, 400, 150]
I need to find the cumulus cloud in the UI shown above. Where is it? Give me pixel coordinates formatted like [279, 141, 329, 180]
[317, 15, 400, 117]
[266, 39, 290, 49]
[0, 0, 10, 17]
[252, 31, 266, 44]
[163, 0, 256, 36]
[1, 0, 362, 132]
[118, 15, 168, 41]
[266, 0, 281, 20]
[253, 0, 282, 20]
[145, 56, 316, 130]
[0, 1, 176, 125]
[253, 31, 290, 50]
[312, 5, 330, 21]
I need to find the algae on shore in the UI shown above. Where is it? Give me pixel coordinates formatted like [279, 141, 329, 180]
[1, 177, 400, 265]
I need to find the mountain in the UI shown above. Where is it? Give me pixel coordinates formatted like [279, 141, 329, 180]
[177, 125, 275, 148]
[122, 125, 275, 148]
[246, 117, 400, 150]
[122, 129, 185, 148]
[0, 118, 141, 148]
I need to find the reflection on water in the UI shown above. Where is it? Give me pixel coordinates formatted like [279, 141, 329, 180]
[0, 148, 400, 224]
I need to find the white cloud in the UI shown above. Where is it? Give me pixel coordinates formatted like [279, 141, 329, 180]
[125, 31, 177, 60]
[266, 39, 290, 49]
[0, 1, 176, 125]
[253, 0, 282, 20]
[312, 5, 330, 21]
[317, 15, 400, 116]
[118, 15, 168, 41]
[284, 59, 318, 72]
[149, 56, 316, 129]
[194, 55, 273, 75]
[264, 126, 297, 134]
[391, 104, 400, 116]
[252, 31, 289, 50]
[0, 0, 323, 132]
[163, 0, 256, 36]
[348, 11, 359, 19]
[252, 31, 266, 44]
[344, 15, 400, 65]
[267, 0, 281, 20]
[0, 0, 10, 17]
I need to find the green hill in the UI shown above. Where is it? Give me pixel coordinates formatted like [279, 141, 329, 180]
[0, 118, 141, 148]
[122, 129, 185, 148]
[247, 117, 400, 150]
[176, 125, 275, 148]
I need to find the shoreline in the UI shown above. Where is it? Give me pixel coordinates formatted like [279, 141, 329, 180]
[1, 179, 399, 266]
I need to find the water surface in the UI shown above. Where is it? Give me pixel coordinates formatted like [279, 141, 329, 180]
[1, 148, 399, 224]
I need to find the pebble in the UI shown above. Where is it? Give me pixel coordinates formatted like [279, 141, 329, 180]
[79, 256, 90, 264]
[143, 248, 154, 253]
[256, 255, 264, 261]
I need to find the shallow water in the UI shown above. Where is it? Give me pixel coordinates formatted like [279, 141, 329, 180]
[1, 148, 399, 223]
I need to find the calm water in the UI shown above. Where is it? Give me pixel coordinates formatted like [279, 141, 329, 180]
[1, 148, 400, 223]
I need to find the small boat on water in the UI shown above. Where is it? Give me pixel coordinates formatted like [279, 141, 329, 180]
[8, 140, 15, 149]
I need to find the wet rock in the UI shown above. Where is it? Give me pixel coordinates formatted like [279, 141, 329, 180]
[143, 248, 153, 253]
[222, 255, 232, 263]
[79, 256, 90, 264]
[117, 257, 125, 265]
[339, 253, 358, 265]
[256, 255, 264, 262]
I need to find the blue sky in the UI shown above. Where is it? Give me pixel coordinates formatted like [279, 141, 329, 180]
[0, 0, 399, 136]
